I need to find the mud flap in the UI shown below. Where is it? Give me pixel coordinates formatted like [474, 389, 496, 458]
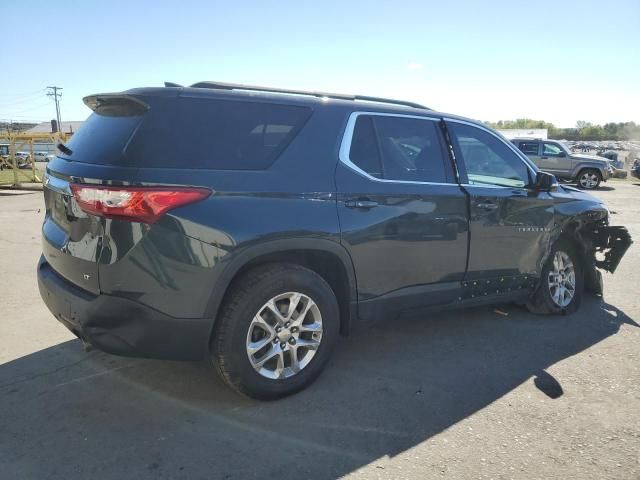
[592, 226, 632, 273]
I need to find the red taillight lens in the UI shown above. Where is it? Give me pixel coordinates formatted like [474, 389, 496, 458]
[70, 184, 212, 224]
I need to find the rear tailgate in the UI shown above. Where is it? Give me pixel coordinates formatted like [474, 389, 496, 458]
[41, 94, 149, 294]
[42, 172, 102, 294]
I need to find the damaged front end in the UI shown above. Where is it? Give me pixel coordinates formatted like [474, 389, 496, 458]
[589, 224, 633, 273]
[551, 183, 632, 294]
[573, 219, 633, 294]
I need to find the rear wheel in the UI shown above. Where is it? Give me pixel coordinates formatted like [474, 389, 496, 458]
[577, 169, 602, 189]
[212, 263, 339, 400]
[526, 240, 583, 315]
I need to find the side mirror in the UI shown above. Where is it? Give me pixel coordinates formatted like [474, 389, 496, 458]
[534, 171, 557, 192]
[558, 151, 566, 158]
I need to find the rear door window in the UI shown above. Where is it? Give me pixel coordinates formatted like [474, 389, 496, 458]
[348, 114, 449, 183]
[373, 116, 448, 183]
[517, 141, 539, 155]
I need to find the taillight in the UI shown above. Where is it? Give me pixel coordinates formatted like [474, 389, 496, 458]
[70, 184, 212, 224]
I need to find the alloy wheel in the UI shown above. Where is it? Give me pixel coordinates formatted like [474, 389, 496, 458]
[579, 172, 599, 189]
[246, 292, 323, 380]
[547, 250, 576, 308]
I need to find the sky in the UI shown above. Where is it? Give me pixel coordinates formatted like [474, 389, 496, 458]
[2, 0, 639, 127]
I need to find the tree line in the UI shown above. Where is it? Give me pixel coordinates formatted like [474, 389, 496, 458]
[485, 119, 640, 141]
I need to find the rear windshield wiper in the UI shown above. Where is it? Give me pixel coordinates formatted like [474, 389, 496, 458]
[57, 143, 73, 156]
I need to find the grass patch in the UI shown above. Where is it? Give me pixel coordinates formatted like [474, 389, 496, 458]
[0, 168, 41, 185]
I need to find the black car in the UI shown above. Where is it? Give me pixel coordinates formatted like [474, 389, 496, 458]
[38, 82, 632, 399]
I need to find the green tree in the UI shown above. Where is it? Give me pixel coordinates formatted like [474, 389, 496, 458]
[576, 120, 591, 131]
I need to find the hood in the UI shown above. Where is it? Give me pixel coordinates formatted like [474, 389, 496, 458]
[572, 153, 610, 164]
[552, 184, 609, 222]
[558, 184, 602, 202]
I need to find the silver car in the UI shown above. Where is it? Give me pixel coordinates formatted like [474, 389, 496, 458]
[512, 138, 613, 189]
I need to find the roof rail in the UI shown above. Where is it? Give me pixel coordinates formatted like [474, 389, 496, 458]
[189, 81, 430, 110]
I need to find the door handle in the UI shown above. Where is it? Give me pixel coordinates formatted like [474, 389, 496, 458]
[345, 199, 379, 209]
[541, 156, 549, 159]
[476, 202, 498, 210]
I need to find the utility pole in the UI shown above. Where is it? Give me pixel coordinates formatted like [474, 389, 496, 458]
[46, 86, 63, 132]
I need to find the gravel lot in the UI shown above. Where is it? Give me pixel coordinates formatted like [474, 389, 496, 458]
[1, 181, 639, 480]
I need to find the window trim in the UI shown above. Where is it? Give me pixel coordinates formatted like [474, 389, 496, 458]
[339, 111, 455, 186]
[445, 118, 538, 189]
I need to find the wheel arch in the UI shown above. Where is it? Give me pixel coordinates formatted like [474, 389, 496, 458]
[204, 238, 358, 340]
[551, 221, 601, 293]
[572, 163, 605, 179]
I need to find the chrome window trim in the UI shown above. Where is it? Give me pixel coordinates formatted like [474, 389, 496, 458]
[338, 111, 456, 186]
[444, 118, 539, 183]
[459, 183, 523, 190]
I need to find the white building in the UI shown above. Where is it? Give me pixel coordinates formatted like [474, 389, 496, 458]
[497, 128, 548, 140]
[27, 121, 84, 134]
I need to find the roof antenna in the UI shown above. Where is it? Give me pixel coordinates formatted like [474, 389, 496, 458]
[164, 82, 182, 88]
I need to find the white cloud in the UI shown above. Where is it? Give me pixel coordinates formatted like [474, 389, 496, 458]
[407, 62, 424, 71]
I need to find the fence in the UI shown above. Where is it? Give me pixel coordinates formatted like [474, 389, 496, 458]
[0, 132, 69, 187]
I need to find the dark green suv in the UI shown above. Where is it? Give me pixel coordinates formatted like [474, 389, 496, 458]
[38, 82, 631, 399]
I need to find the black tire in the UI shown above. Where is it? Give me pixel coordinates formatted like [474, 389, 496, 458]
[584, 265, 603, 296]
[576, 169, 602, 189]
[211, 263, 339, 400]
[526, 240, 584, 315]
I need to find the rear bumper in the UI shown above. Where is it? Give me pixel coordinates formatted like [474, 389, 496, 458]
[37, 256, 212, 361]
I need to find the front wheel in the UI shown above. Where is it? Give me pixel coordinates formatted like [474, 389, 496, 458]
[526, 241, 584, 315]
[577, 169, 602, 189]
[212, 263, 339, 400]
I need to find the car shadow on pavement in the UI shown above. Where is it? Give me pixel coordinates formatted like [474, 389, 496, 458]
[0, 191, 38, 196]
[0, 296, 636, 479]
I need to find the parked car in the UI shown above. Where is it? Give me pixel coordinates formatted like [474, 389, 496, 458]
[34, 151, 49, 161]
[631, 159, 640, 179]
[598, 150, 618, 162]
[597, 151, 627, 177]
[37, 82, 632, 399]
[511, 138, 614, 189]
[0, 146, 31, 169]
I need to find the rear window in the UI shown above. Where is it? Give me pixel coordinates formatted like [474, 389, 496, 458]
[61, 113, 141, 165]
[63, 97, 311, 169]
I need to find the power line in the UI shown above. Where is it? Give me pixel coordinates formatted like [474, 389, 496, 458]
[2, 102, 51, 116]
[0, 92, 47, 107]
[46, 86, 63, 131]
[0, 118, 47, 123]
[0, 88, 46, 98]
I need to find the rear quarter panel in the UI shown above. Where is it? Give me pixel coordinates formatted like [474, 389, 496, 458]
[94, 104, 347, 320]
